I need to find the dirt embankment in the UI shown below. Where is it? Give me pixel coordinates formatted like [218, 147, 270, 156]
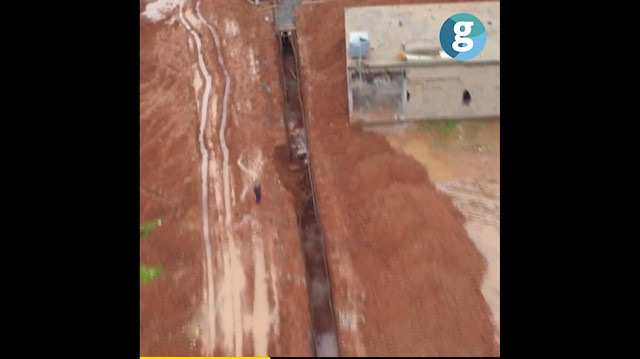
[295, 0, 499, 356]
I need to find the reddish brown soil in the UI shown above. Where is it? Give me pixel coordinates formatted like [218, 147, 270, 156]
[140, 8, 204, 355]
[295, 0, 499, 356]
[140, 0, 313, 356]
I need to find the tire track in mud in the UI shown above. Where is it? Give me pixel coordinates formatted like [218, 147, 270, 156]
[435, 179, 500, 226]
[195, 2, 245, 356]
[236, 150, 274, 356]
[140, 187, 184, 215]
[151, 1, 278, 355]
[177, 1, 217, 354]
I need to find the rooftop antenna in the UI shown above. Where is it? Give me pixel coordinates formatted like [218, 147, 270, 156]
[358, 45, 362, 84]
[358, 50, 362, 117]
[355, 36, 363, 117]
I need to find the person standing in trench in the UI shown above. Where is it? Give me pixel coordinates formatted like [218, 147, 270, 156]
[253, 183, 261, 204]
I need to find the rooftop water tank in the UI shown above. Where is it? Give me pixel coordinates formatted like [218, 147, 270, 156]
[349, 32, 370, 59]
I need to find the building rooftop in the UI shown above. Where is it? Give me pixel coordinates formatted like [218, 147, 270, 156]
[345, 1, 500, 68]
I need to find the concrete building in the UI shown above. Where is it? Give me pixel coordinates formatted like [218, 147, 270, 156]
[345, 2, 500, 125]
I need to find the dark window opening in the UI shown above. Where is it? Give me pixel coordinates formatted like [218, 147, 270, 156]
[406, 91, 411, 102]
[462, 90, 471, 106]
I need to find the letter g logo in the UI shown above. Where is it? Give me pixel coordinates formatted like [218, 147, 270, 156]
[452, 21, 474, 52]
[440, 13, 487, 61]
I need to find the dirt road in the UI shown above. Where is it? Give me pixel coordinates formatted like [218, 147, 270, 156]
[140, 0, 313, 355]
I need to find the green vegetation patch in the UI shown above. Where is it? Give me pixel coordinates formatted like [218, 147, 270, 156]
[140, 217, 162, 240]
[420, 121, 460, 136]
[140, 265, 164, 285]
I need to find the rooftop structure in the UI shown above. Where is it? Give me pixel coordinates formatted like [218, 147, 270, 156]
[345, 2, 500, 124]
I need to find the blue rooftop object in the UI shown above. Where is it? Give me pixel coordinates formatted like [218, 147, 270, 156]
[349, 32, 370, 59]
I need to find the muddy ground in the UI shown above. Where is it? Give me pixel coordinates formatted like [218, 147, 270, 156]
[140, 0, 313, 356]
[141, 0, 499, 356]
[295, 0, 499, 356]
[379, 119, 501, 350]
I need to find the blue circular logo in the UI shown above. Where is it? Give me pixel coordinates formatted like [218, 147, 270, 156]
[440, 13, 487, 60]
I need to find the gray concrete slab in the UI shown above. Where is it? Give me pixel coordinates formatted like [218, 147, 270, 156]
[276, 0, 302, 32]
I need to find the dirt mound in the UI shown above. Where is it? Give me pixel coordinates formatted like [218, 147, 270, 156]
[295, 0, 499, 356]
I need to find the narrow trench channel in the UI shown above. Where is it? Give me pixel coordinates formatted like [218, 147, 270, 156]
[276, 31, 339, 357]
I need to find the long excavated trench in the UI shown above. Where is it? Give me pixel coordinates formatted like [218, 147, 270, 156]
[272, 29, 339, 357]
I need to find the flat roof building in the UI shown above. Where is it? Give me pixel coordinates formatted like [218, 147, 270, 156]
[345, 2, 500, 124]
